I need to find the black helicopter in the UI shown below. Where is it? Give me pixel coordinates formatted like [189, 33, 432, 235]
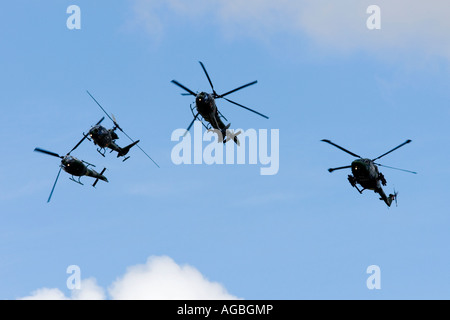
[321, 139, 416, 207]
[171, 61, 269, 145]
[34, 146, 108, 202]
[74, 91, 159, 166]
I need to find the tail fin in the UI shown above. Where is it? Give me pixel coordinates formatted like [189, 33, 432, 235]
[219, 124, 231, 144]
[385, 192, 398, 207]
[378, 188, 395, 207]
[118, 140, 140, 158]
[225, 130, 241, 146]
[93, 168, 108, 187]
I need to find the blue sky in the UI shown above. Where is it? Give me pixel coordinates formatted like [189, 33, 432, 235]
[1, 0, 449, 299]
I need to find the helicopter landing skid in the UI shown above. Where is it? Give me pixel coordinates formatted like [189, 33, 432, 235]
[189, 104, 212, 130]
[355, 186, 365, 194]
[348, 175, 364, 194]
[122, 156, 130, 162]
[190, 104, 211, 130]
[69, 176, 84, 185]
[203, 122, 211, 130]
[96, 148, 106, 157]
[189, 103, 196, 114]
[348, 175, 357, 187]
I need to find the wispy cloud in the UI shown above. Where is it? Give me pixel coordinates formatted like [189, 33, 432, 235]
[128, 0, 450, 60]
[18, 256, 238, 300]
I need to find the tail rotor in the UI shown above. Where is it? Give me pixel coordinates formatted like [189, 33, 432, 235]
[393, 188, 399, 207]
[92, 168, 108, 188]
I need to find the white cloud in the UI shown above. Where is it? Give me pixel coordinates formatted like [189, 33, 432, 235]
[18, 256, 238, 300]
[109, 256, 238, 300]
[20, 288, 69, 300]
[129, 0, 450, 60]
[71, 278, 106, 300]
[20, 278, 105, 300]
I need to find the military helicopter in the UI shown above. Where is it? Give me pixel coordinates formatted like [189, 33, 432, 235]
[321, 139, 417, 207]
[34, 146, 108, 203]
[73, 91, 159, 167]
[171, 61, 269, 145]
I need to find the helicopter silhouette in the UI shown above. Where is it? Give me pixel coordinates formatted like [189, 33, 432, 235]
[171, 61, 269, 146]
[321, 139, 417, 207]
[34, 146, 108, 203]
[72, 91, 159, 167]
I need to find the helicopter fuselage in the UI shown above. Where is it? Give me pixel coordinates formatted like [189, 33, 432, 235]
[88, 125, 119, 149]
[61, 155, 88, 177]
[61, 155, 107, 182]
[195, 92, 227, 131]
[350, 158, 394, 206]
[351, 158, 381, 190]
[87, 124, 139, 159]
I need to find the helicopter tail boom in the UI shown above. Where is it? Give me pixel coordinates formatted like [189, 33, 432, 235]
[377, 187, 396, 207]
[118, 140, 140, 158]
[92, 168, 108, 187]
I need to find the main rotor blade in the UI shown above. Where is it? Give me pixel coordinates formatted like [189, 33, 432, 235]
[119, 129, 160, 168]
[218, 80, 258, 98]
[184, 113, 199, 137]
[136, 144, 160, 168]
[69, 117, 105, 155]
[327, 165, 352, 173]
[223, 97, 269, 119]
[86, 90, 118, 128]
[372, 140, 412, 161]
[87, 91, 159, 168]
[34, 148, 62, 159]
[171, 80, 197, 96]
[321, 140, 362, 159]
[198, 61, 216, 95]
[96, 116, 105, 125]
[47, 167, 62, 203]
[375, 163, 417, 174]
[69, 134, 88, 155]
[69, 136, 86, 155]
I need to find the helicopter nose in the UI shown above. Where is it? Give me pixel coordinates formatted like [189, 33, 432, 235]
[197, 93, 209, 102]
